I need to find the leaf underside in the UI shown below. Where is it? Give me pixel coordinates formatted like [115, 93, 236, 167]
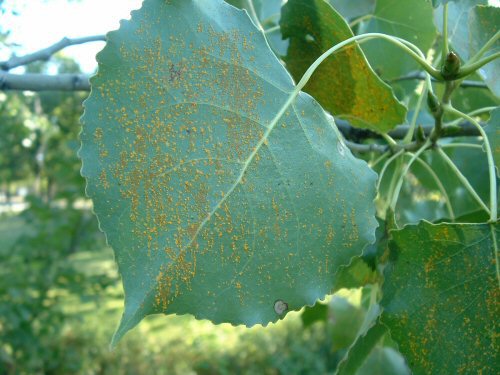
[80, 0, 377, 345]
[381, 221, 499, 374]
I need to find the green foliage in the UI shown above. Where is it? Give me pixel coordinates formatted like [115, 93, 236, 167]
[356, 0, 437, 80]
[0, 0, 498, 373]
[468, 5, 500, 95]
[0, 57, 111, 373]
[0, 93, 34, 190]
[80, 0, 377, 344]
[436, 0, 488, 62]
[381, 222, 499, 374]
[280, 0, 406, 132]
[328, 0, 375, 20]
[0, 200, 111, 373]
[336, 322, 410, 375]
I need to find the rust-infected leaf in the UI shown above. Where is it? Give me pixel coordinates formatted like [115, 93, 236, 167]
[381, 222, 499, 374]
[281, 0, 406, 133]
[80, 0, 378, 345]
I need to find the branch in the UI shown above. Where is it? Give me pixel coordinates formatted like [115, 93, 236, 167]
[0, 35, 106, 71]
[344, 141, 388, 154]
[335, 119, 481, 141]
[0, 71, 90, 91]
[389, 71, 488, 89]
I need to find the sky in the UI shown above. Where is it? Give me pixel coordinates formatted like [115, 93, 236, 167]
[1, 0, 499, 74]
[0, 0, 143, 73]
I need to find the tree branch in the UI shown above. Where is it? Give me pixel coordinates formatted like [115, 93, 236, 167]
[335, 118, 481, 141]
[389, 71, 488, 89]
[344, 141, 388, 154]
[0, 71, 90, 91]
[0, 35, 106, 71]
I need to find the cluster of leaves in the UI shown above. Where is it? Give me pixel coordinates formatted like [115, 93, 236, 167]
[77, 0, 498, 373]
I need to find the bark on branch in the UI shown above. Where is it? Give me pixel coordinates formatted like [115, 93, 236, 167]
[0, 72, 90, 91]
[335, 119, 481, 140]
[0, 35, 106, 71]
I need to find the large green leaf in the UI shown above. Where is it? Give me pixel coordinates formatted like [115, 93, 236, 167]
[80, 0, 377, 345]
[381, 222, 499, 374]
[485, 107, 500, 176]
[357, 0, 437, 80]
[469, 5, 500, 96]
[434, 0, 487, 62]
[280, 0, 406, 133]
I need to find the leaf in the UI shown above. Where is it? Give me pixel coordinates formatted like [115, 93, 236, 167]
[357, 0, 437, 80]
[329, 292, 368, 350]
[468, 5, 500, 96]
[381, 221, 499, 374]
[336, 322, 410, 375]
[434, 0, 488, 62]
[80, 0, 378, 345]
[301, 302, 328, 328]
[225, 0, 282, 24]
[435, 209, 489, 224]
[328, 0, 375, 21]
[485, 107, 500, 176]
[335, 257, 380, 289]
[361, 217, 388, 267]
[439, 73, 498, 114]
[432, 0, 455, 7]
[280, 0, 406, 133]
[224, 0, 288, 56]
[301, 256, 380, 329]
[392, 143, 497, 223]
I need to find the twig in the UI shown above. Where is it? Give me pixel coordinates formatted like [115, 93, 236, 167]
[0, 72, 91, 91]
[0, 35, 106, 71]
[413, 156, 455, 221]
[389, 140, 431, 210]
[457, 51, 500, 79]
[335, 119, 482, 140]
[389, 71, 488, 89]
[344, 141, 388, 154]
